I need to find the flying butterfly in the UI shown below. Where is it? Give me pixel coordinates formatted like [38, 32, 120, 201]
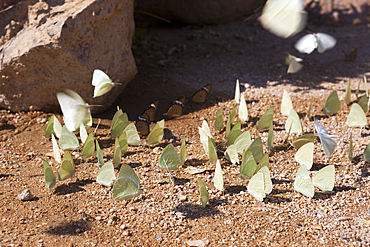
[135, 117, 150, 136]
[343, 48, 357, 61]
[163, 97, 185, 119]
[191, 84, 211, 104]
[139, 101, 158, 123]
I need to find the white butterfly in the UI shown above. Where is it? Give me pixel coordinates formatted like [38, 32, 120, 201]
[314, 119, 337, 157]
[92, 69, 119, 98]
[57, 89, 92, 132]
[285, 53, 303, 74]
[295, 33, 336, 54]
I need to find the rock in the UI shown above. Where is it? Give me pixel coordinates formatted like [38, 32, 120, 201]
[18, 189, 33, 201]
[135, 0, 266, 25]
[0, 0, 137, 113]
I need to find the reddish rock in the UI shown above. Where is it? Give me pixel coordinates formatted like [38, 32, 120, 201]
[0, 0, 137, 113]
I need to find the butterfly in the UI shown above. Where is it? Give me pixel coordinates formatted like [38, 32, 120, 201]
[343, 48, 357, 61]
[285, 53, 303, 74]
[164, 97, 185, 118]
[92, 69, 120, 98]
[135, 117, 150, 136]
[191, 85, 211, 104]
[295, 33, 336, 54]
[139, 101, 158, 123]
[259, 0, 307, 39]
[57, 89, 92, 132]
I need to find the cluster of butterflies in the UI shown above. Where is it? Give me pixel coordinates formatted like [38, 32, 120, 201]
[194, 76, 370, 203]
[135, 84, 212, 136]
[258, 0, 337, 74]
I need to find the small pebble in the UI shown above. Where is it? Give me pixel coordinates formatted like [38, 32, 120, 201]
[17, 189, 33, 201]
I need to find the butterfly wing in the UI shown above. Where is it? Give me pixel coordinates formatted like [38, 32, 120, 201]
[315, 33, 336, 53]
[135, 118, 150, 136]
[295, 34, 317, 54]
[192, 85, 211, 103]
[294, 165, 314, 197]
[313, 165, 335, 191]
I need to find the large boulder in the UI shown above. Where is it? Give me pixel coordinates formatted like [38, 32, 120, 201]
[0, 0, 137, 113]
[135, 0, 266, 25]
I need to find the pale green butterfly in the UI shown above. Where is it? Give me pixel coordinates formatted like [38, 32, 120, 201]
[294, 165, 335, 197]
[267, 122, 274, 149]
[158, 144, 181, 170]
[226, 105, 237, 138]
[286, 53, 303, 74]
[247, 138, 263, 164]
[112, 164, 140, 201]
[358, 95, 368, 113]
[349, 132, 353, 160]
[292, 133, 316, 150]
[118, 132, 128, 154]
[225, 144, 239, 165]
[295, 33, 336, 54]
[180, 137, 186, 164]
[214, 160, 224, 191]
[79, 123, 88, 144]
[57, 89, 92, 132]
[234, 131, 252, 155]
[92, 69, 119, 98]
[285, 109, 302, 134]
[257, 106, 274, 131]
[247, 166, 272, 202]
[347, 103, 367, 131]
[123, 123, 140, 146]
[238, 94, 249, 122]
[96, 140, 104, 166]
[111, 108, 125, 128]
[294, 165, 314, 198]
[97, 161, 116, 187]
[323, 90, 341, 114]
[255, 153, 270, 173]
[58, 151, 75, 181]
[234, 79, 240, 104]
[260, 0, 307, 38]
[111, 112, 129, 138]
[240, 150, 257, 179]
[198, 177, 209, 208]
[208, 137, 218, 165]
[43, 160, 56, 191]
[356, 80, 360, 99]
[314, 119, 337, 157]
[281, 90, 293, 116]
[82, 132, 95, 159]
[227, 121, 241, 145]
[313, 165, 335, 192]
[363, 142, 370, 162]
[147, 119, 164, 146]
[345, 80, 351, 105]
[295, 142, 313, 170]
[113, 138, 121, 168]
[51, 134, 61, 163]
[199, 120, 215, 153]
[306, 97, 313, 119]
[214, 107, 224, 132]
[45, 115, 62, 138]
[59, 125, 79, 150]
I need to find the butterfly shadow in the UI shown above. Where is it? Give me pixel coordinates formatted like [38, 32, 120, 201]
[53, 179, 95, 196]
[350, 154, 362, 165]
[311, 162, 327, 171]
[313, 185, 357, 200]
[264, 194, 292, 204]
[314, 114, 330, 121]
[272, 178, 293, 185]
[173, 177, 190, 185]
[185, 158, 210, 167]
[0, 174, 14, 179]
[0, 123, 15, 131]
[225, 185, 246, 196]
[173, 201, 224, 220]
[46, 219, 90, 236]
